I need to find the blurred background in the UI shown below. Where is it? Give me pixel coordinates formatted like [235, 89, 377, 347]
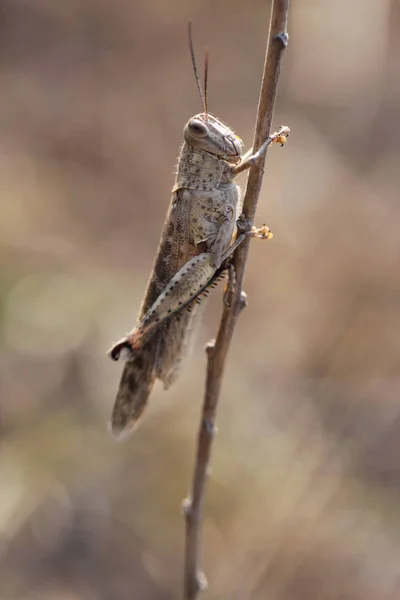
[1, 0, 400, 598]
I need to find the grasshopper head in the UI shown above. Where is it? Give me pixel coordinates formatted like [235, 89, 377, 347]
[184, 113, 243, 163]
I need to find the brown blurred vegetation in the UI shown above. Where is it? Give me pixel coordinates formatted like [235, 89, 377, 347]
[1, 0, 400, 598]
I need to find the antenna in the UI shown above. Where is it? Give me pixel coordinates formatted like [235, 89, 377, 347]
[203, 50, 208, 115]
[188, 21, 208, 115]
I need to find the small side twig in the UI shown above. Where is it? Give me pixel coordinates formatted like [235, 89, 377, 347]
[183, 2, 290, 599]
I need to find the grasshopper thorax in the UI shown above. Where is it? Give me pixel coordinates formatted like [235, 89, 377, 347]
[184, 113, 243, 164]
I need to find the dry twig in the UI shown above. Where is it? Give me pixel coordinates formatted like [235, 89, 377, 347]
[183, 1, 290, 598]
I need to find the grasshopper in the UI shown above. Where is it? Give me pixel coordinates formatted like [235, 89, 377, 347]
[108, 25, 289, 440]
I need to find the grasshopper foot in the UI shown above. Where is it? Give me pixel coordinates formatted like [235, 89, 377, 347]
[250, 223, 273, 239]
[236, 214, 273, 239]
[272, 125, 290, 146]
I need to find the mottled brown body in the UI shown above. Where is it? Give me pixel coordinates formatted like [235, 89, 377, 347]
[109, 112, 245, 439]
[108, 111, 288, 439]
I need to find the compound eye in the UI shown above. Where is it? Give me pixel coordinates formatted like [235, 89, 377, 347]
[188, 119, 208, 138]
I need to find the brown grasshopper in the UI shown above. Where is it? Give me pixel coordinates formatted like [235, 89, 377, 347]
[108, 25, 289, 440]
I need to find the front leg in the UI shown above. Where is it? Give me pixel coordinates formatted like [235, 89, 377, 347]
[233, 125, 290, 175]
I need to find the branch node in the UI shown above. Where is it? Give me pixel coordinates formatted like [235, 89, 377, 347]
[205, 339, 216, 356]
[239, 291, 248, 311]
[202, 418, 218, 437]
[197, 571, 208, 592]
[182, 497, 193, 517]
[275, 32, 289, 46]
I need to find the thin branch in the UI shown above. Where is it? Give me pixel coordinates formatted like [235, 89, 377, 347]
[182, 2, 290, 599]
